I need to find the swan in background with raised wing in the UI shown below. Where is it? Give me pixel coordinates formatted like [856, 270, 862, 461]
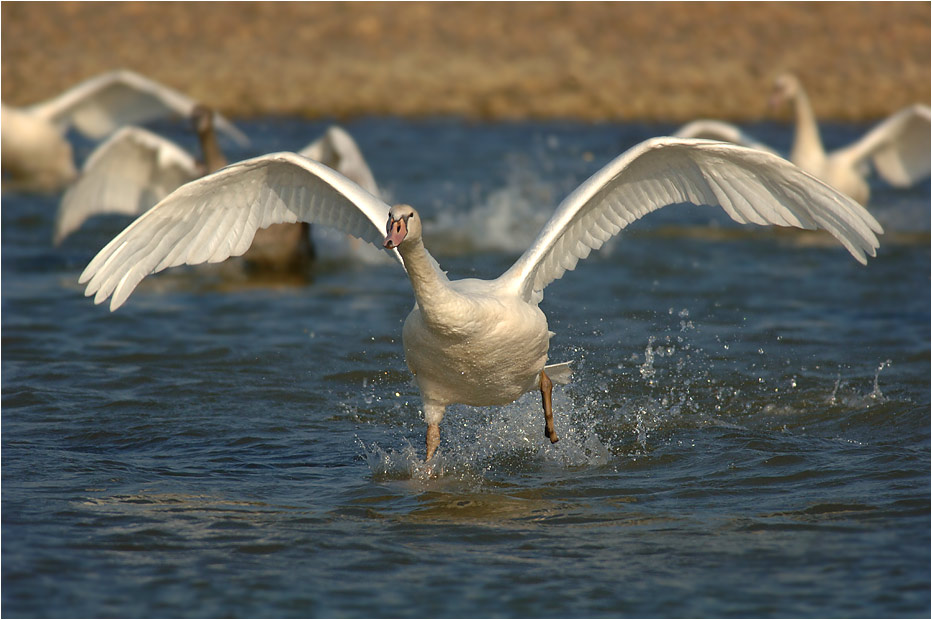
[55, 105, 230, 245]
[675, 73, 931, 205]
[56, 116, 381, 269]
[1, 69, 248, 192]
[79, 137, 882, 461]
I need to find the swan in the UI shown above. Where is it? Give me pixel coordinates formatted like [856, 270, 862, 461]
[674, 73, 931, 205]
[79, 137, 882, 461]
[55, 112, 382, 268]
[1, 69, 248, 192]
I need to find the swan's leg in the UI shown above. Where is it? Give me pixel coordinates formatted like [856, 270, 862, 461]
[540, 370, 559, 443]
[423, 402, 446, 461]
[426, 424, 440, 461]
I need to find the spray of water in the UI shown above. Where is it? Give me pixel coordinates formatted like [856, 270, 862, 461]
[828, 359, 892, 408]
[424, 155, 576, 255]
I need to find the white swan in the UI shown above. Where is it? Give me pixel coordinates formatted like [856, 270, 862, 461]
[54, 126, 203, 245]
[79, 137, 882, 461]
[675, 73, 931, 205]
[1, 69, 248, 192]
[55, 117, 382, 270]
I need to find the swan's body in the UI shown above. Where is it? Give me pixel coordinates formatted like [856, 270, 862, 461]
[56, 123, 380, 269]
[2, 69, 247, 192]
[80, 137, 882, 460]
[675, 74, 931, 205]
[399, 265, 554, 408]
[1, 103, 79, 191]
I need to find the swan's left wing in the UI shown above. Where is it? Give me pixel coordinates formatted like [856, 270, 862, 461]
[836, 104, 931, 187]
[30, 69, 249, 146]
[298, 126, 381, 197]
[499, 137, 883, 302]
[80, 152, 401, 311]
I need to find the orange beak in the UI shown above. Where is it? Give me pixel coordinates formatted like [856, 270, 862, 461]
[384, 216, 407, 249]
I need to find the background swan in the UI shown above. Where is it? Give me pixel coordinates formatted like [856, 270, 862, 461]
[1, 69, 248, 192]
[675, 73, 931, 205]
[79, 137, 881, 461]
[56, 118, 382, 267]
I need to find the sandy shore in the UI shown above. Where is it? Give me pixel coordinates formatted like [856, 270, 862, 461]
[2, 2, 929, 122]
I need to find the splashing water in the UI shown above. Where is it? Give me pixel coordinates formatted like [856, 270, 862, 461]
[828, 359, 892, 408]
[360, 384, 613, 483]
[870, 359, 892, 401]
[425, 156, 563, 254]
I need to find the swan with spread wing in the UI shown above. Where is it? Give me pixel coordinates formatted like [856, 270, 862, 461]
[55, 113, 380, 269]
[675, 73, 930, 205]
[2, 69, 248, 192]
[80, 137, 882, 461]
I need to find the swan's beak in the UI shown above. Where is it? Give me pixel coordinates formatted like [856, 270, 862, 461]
[384, 216, 407, 249]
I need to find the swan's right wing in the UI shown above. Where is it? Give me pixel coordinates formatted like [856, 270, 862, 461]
[80, 152, 401, 311]
[838, 104, 931, 187]
[30, 69, 249, 146]
[55, 127, 200, 245]
[298, 126, 382, 197]
[500, 138, 882, 303]
[674, 120, 781, 156]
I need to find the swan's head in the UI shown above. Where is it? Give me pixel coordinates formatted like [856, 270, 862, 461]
[769, 73, 800, 109]
[384, 204, 421, 250]
[191, 104, 215, 135]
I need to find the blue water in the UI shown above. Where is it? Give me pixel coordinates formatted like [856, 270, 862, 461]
[3, 117, 930, 618]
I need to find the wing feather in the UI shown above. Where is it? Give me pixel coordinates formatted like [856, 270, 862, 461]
[80, 152, 401, 311]
[499, 138, 882, 302]
[298, 126, 381, 196]
[835, 104, 931, 187]
[54, 126, 200, 245]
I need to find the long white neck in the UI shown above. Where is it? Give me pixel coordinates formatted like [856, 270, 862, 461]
[789, 85, 826, 172]
[398, 238, 456, 322]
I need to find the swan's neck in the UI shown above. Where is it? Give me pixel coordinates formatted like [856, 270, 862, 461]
[198, 127, 227, 173]
[789, 87, 825, 170]
[399, 239, 455, 318]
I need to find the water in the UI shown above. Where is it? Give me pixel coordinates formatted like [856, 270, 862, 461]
[3, 118, 929, 618]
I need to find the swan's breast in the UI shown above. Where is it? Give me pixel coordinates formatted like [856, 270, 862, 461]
[401, 280, 551, 407]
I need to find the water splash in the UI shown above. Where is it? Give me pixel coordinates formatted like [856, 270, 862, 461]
[870, 359, 892, 401]
[424, 156, 569, 254]
[828, 359, 892, 407]
[359, 438, 447, 481]
[360, 388, 611, 482]
[829, 369, 843, 406]
[639, 335, 657, 383]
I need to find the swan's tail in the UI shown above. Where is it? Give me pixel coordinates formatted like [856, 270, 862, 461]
[544, 361, 573, 385]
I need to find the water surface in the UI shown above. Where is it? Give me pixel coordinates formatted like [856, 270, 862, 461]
[2, 118, 929, 617]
